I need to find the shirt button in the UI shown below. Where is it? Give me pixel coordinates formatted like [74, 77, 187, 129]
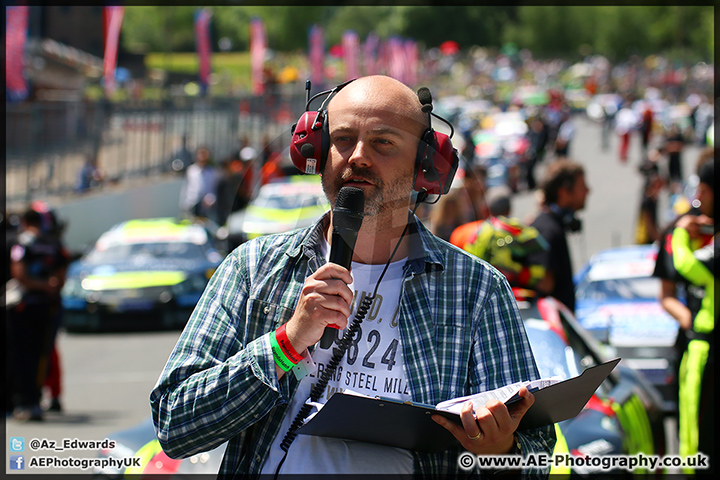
[263, 306, 271, 314]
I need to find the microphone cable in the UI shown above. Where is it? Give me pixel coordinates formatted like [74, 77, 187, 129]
[273, 204, 421, 478]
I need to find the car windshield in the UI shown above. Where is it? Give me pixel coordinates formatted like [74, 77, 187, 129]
[255, 192, 326, 210]
[524, 320, 581, 380]
[86, 242, 208, 263]
[576, 276, 660, 302]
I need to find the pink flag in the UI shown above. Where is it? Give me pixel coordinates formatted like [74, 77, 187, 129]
[103, 6, 124, 97]
[362, 32, 379, 76]
[308, 24, 325, 88]
[404, 39, 418, 86]
[194, 9, 213, 94]
[6, 5, 30, 101]
[342, 30, 359, 81]
[387, 37, 407, 84]
[249, 17, 267, 96]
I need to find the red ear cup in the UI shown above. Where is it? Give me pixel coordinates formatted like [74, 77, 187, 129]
[290, 110, 327, 174]
[414, 130, 460, 195]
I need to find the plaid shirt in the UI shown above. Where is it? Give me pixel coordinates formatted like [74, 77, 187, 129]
[150, 213, 555, 478]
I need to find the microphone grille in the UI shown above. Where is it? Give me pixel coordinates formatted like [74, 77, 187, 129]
[417, 87, 433, 112]
[335, 186, 365, 213]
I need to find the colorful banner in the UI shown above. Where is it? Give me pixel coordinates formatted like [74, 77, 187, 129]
[404, 39, 418, 86]
[342, 30, 359, 81]
[249, 17, 267, 96]
[6, 5, 30, 101]
[194, 8, 213, 95]
[308, 24, 325, 89]
[387, 36, 408, 84]
[362, 32, 379, 76]
[103, 6, 125, 97]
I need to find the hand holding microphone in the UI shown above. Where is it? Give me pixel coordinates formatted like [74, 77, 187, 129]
[283, 187, 365, 353]
[321, 187, 365, 348]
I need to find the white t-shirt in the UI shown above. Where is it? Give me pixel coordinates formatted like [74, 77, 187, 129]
[261, 256, 414, 475]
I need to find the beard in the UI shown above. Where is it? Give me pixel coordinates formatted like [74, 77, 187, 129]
[322, 164, 415, 217]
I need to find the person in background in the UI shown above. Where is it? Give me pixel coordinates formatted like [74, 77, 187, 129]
[671, 213, 715, 475]
[664, 124, 686, 185]
[179, 146, 220, 219]
[634, 172, 665, 245]
[7, 207, 70, 421]
[527, 160, 590, 313]
[615, 101, 638, 163]
[653, 158, 714, 426]
[525, 115, 549, 190]
[74, 154, 104, 193]
[450, 186, 549, 293]
[150, 75, 554, 477]
[428, 163, 488, 242]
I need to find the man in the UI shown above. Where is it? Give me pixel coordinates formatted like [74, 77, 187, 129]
[151, 75, 555, 477]
[7, 207, 70, 421]
[527, 160, 590, 313]
[450, 186, 549, 293]
[179, 146, 220, 219]
[653, 158, 714, 437]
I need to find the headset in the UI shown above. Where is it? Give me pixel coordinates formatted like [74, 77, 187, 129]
[289, 79, 459, 199]
[549, 203, 583, 233]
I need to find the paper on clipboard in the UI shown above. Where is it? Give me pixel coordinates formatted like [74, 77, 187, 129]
[296, 358, 621, 453]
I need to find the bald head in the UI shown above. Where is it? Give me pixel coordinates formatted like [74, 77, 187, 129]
[327, 75, 429, 139]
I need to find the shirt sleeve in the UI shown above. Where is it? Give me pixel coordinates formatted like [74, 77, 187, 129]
[149, 249, 290, 459]
[671, 228, 713, 287]
[473, 272, 556, 476]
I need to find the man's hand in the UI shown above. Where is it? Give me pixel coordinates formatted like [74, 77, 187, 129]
[284, 263, 354, 353]
[431, 387, 534, 455]
[676, 214, 712, 239]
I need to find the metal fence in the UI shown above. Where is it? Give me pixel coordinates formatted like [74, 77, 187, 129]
[6, 90, 305, 207]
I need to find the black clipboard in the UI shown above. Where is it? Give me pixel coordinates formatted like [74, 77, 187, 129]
[296, 358, 620, 453]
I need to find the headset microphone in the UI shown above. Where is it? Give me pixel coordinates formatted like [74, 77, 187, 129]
[320, 186, 365, 349]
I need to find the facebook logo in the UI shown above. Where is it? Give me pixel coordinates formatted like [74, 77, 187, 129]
[10, 455, 25, 470]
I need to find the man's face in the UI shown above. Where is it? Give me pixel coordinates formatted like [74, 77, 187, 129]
[696, 182, 713, 218]
[563, 173, 590, 212]
[322, 85, 421, 217]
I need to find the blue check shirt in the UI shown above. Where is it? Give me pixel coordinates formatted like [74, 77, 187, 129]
[150, 213, 555, 478]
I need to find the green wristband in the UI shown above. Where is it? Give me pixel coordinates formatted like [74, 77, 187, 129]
[270, 330, 295, 372]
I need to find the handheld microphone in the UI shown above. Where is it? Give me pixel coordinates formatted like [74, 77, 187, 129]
[320, 186, 365, 349]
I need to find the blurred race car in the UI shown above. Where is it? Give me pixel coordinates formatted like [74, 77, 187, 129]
[226, 175, 330, 249]
[61, 217, 225, 332]
[573, 244, 679, 413]
[518, 292, 667, 475]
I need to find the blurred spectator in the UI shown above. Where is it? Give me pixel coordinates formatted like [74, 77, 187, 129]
[527, 160, 590, 312]
[216, 157, 244, 227]
[429, 164, 488, 242]
[652, 158, 714, 416]
[639, 104, 654, 158]
[615, 102, 639, 163]
[7, 207, 70, 421]
[179, 146, 220, 219]
[634, 173, 664, 245]
[554, 110, 575, 159]
[525, 116, 549, 190]
[671, 213, 715, 474]
[74, 155, 104, 193]
[450, 186, 549, 292]
[663, 124, 685, 184]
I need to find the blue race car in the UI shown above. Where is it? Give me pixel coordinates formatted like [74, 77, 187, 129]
[573, 244, 679, 413]
[518, 292, 667, 476]
[61, 217, 224, 332]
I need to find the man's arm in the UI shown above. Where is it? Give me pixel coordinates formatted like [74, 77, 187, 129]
[150, 250, 289, 459]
